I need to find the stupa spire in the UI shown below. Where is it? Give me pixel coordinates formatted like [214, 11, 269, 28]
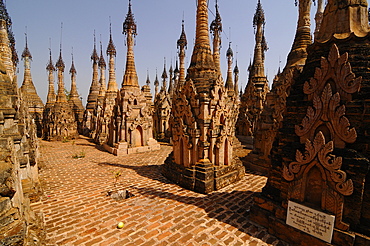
[210, 0, 222, 75]
[69, 50, 78, 97]
[98, 40, 106, 100]
[250, 0, 267, 78]
[161, 57, 167, 91]
[106, 22, 118, 92]
[122, 0, 139, 87]
[225, 42, 234, 91]
[46, 48, 56, 104]
[154, 68, 159, 96]
[234, 59, 239, 96]
[286, 0, 313, 67]
[187, 0, 217, 91]
[86, 31, 100, 111]
[55, 26, 67, 103]
[177, 19, 187, 87]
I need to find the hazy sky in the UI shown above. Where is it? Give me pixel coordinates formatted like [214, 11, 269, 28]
[7, 0, 319, 104]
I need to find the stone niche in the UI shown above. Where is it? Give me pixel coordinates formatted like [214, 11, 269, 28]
[250, 41, 370, 246]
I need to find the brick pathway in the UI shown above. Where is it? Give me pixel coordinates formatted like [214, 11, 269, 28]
[31, 136, 287, 246]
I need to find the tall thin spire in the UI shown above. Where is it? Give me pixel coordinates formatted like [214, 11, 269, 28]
[46, 47, 56, 104]
[225, 42, 234, 91]
[286, 0, 313, 67]
[69, 50, 78, 97]
[168, 61, 174, 96]
[250, 0, 267, 79]
[98, 40, 106, 100]
[122, 0, 139, 87]
[234, 59, 239, 96]
[154, 68, 159, 96]
[86, 31, 100, 111]
[210, 0, 222, 75]
[177, 19, 187, 87]
[106, 21, 118, 92]
[161, 57, 167, 91]
[146, 69, 150, 86]
[56, 23, 67, 103]
[187, 0, 217, 91]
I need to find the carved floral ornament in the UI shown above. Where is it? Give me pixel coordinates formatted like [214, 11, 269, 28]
[283, 131, 353, 196]
[284, 44, 357, 221]
[295, 44, 360, 148]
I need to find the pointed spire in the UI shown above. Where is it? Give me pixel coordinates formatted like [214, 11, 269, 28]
[46, 48, 55, 72]
[46, 48, 56, 104]
[55, 44, 65, 72]
[177, 19, 187, 87]
[169, 61, 174, 95]
[250, 0, 267, 79]
[99, 40, 106, 69]
[210, 0, 222, 75]
[106, 20, 116, 57]
[161, 57, 167, 91]
[91, 31, 99, 63]
[234, 59, 239, 96]
[123, 0, 137, 36]
[286, 0, 313, 67]
[69, 50, 76, 75]
[187, 0, 217, 91]
[56, 24, 67, 103]
[107, 21, 118, 92]
[154, 68, 159, 96]
[146, 69, 150, 86]
[122, 0, 139, 87]
[69, 50, 79, 98]
[21, 31, 32, 60]
[225, 42, 234, 91]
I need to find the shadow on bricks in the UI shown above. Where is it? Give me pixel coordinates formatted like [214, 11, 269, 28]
[98, 162, 173, 184]
[129, 186, 282, 245]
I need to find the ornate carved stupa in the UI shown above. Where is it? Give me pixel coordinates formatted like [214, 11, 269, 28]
[163, 0, 244, 194]
[248, 0, 313, 174]
[20, 34, 44, 137]
[104, 0, 159, 155]
[237, 0, 268, 138]
[0, 2, 43, 243]
[83, 34, 100, 135]
[153, 59, 172, 141]
[43, 46, 78, 141]
[250, 1, 370, 245]
[94, 24, 120, 144]
[68, 53, 84, 134]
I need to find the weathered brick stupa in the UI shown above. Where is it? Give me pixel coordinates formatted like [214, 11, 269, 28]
[43, 46, 78, 141]
[104, 0, 159, 155]
[245, 0, 314, 174]
[83, 34, 100, 136]
[237, 0, 269, 139]
[20, 34, 44, 137]
[153, 60, 172, 142]
[163, 0, 244, 194]
[68, 53, 84, 134]
[250, 0, 370, 245]
[0, 1, 44, 243]
[94, 24, 120, 145]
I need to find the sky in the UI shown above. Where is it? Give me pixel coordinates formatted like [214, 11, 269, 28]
[6, 0, 319, 105]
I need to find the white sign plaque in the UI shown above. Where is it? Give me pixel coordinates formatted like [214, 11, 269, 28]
[286, 201, 335, 243]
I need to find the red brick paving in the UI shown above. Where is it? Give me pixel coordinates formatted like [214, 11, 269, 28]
[31, 136, 287, 246]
